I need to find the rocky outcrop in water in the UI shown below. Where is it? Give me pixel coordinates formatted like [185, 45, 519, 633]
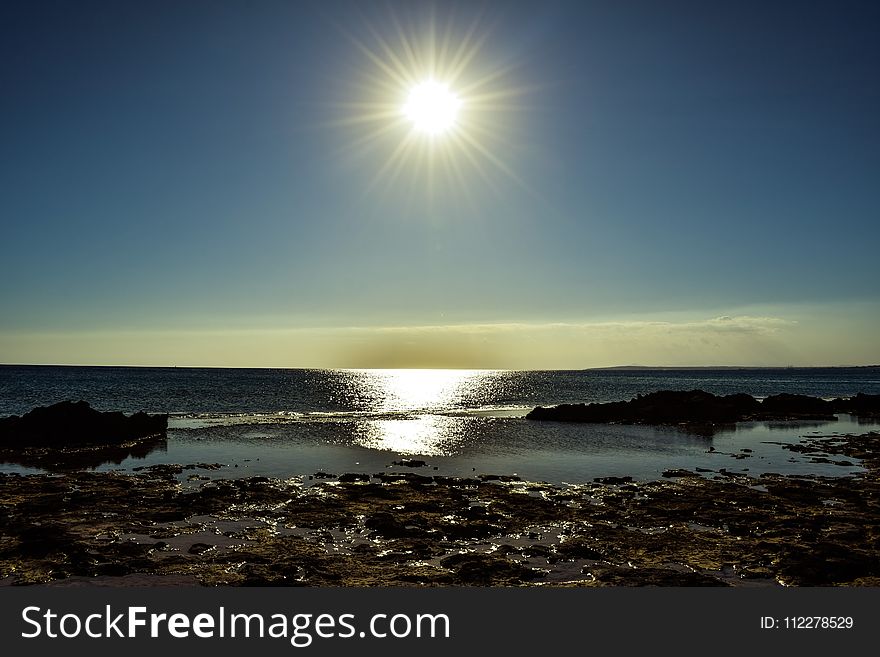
[0, 400, 168, 448]
[526, 390, 880, 425]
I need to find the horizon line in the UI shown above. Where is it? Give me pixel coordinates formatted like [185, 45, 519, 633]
[1, 363, 879, 371]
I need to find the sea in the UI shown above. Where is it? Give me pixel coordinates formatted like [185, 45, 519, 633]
[1, 365, 879, 483]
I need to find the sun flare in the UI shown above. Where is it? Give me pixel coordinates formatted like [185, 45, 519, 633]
[332, 6, 531, 199]
[402, 80, 462, 135]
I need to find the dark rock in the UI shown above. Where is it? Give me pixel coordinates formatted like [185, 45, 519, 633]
[761, 393, 834, 419]
[555, 538, 603, 560]
[0, 401, 167, 448]
[527, 390, 759, 425]
[391, 459, 427, 468]
[375, 472, 433, 485]
[522, 544, 552, 558]
[835, 393, 880, 417]
[526, 389, 879, 426]
[15, 524, 78, 558]
[777, 542, 880, 585]
[439, 553, 544, 584]
[662, 469, 702, 478]
[442, 521, 502, 540]
[364, 512, 410, 538]
[593, 476, 633, 485]
[433, 475, 480, 486]
[338, 473, 370, 483]
[478, 474, 521, 482]
[584, 565, 728, 587]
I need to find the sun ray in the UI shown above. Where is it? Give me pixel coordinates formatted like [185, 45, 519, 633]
[339, 121, 403, 161]
[444, 12, 489, 85]
[456, 128, 524, 189]
[449, 131, 503, 198]
[363, 21, 417, 87]
[331, 4, 538, 207]
[349, 39, 410, 90]
[365, 133, 417, 195]
[390, 12, 423, 79]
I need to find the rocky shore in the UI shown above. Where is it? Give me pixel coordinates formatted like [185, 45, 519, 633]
[0, 400, 167, 447]
[526, 390, 880, 426]
[0, 401, 169, 472]
[1, 429, 878, 586]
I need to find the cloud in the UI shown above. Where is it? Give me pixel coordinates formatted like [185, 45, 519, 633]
[338, 315, 795, 337]
[330, 315, 800, 368]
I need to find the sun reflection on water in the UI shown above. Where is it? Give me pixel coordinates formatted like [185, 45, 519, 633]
[344, 369, 497, 455]
[359, 415, 464, 456]
[348, 368, 494, 413]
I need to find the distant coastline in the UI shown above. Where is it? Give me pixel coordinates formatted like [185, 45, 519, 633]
[1, 363, 879, 371]
[588, 364, 880, 371]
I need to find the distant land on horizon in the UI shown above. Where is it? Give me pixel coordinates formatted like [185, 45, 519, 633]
[590, 365, 880, 371]
[1, 363, 879, 371]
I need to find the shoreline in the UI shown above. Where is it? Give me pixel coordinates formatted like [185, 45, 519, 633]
[2, 429, 878, 587]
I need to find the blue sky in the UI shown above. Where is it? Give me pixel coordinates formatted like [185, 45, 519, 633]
[1, 0, 878, 367]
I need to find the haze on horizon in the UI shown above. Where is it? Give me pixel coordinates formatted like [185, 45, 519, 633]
[1, 0, 878, 369]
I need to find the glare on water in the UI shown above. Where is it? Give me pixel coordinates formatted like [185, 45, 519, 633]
[350, 368, 491, 412]
[345, 369, 496, 454]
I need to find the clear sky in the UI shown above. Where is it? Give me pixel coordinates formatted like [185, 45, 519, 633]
[1, 0, 878, 368]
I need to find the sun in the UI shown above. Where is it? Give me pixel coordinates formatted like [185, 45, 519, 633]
[331, 6, 531, 198]
[402, 80, 462, 136]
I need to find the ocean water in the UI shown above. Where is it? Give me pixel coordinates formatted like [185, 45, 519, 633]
[1, 365, 878, 482]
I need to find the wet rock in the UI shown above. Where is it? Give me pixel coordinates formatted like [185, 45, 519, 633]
[375, 473, 433, 485]
[522, 544, 552, 558]
[442, 521, 502, 540]
[391, 459, 426, 468]
[183, 463, 223, 471]
[662, 469, 702, 478]
[364, 512, 410, 538]
[594, 476, 633, 485]
[433, 476, 480, 486]
[14, 524, 79, 558]
[479, 474, 521, 482]
[555, 538, 603, 560]
[777, 542, 880, 586]
[584, 565, 728, 586]
[439, 553, 544, 584]
[338, 473, 370, 483]
[739, 566, 774, 580]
